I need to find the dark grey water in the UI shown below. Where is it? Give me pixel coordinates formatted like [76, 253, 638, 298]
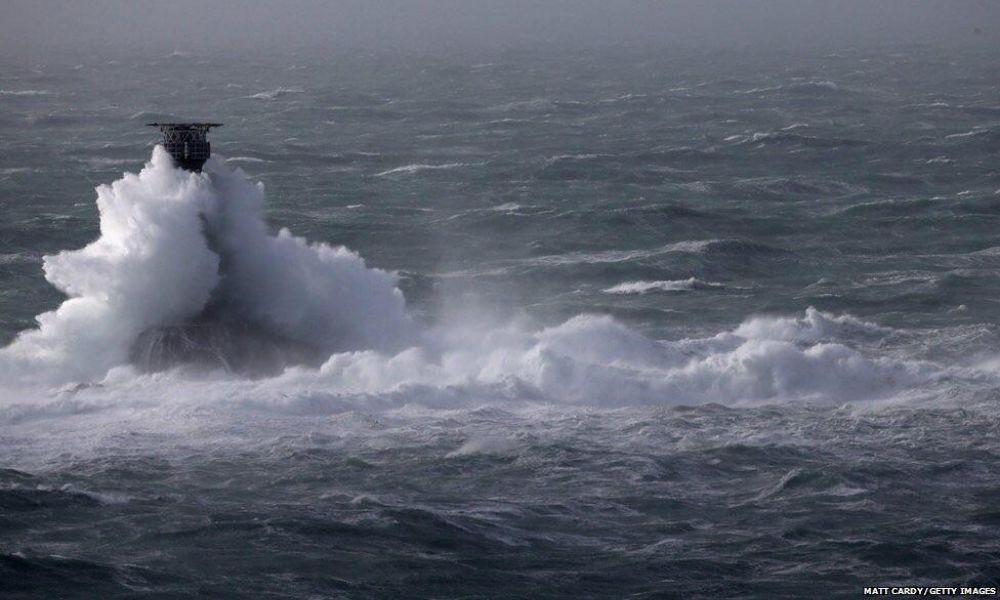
[1, 42, 1000, 598]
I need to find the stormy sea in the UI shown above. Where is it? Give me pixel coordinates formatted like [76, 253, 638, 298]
[1, 42, 999, 598]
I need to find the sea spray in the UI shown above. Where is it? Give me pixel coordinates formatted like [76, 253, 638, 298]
[0, 148, 221, 383]
[203, 161, 412, 356]
[0, 147, 413, 383]
[0, 149, 935, 410]
[2, 43, 998, 599]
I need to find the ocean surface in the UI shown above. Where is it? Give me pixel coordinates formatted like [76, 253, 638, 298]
[1, 42, 999, 598]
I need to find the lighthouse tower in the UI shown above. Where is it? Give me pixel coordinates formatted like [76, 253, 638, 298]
[147, 123, 222, 172]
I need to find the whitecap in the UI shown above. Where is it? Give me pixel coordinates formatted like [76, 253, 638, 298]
[245, 87, 304, 100]
[603, 279, 724, 294]
[0, 89, 51, 96]
[224, 156, 268, 163]
[375, 162, 472, 177]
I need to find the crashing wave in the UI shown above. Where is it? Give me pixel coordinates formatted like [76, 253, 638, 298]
[0, 147, 412, 383]
[0, 150, 943, 414]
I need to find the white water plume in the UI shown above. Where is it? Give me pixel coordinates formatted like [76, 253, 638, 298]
[0, 149, 944, 415]
[0, 147, 412, 384]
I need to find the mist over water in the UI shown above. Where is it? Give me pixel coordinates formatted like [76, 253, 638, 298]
[2, 30, 1000, 599]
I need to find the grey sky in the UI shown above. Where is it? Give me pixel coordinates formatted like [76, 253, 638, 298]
[3, 0, 997, 56]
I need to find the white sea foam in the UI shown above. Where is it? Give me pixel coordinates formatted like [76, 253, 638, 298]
[739, 80, 840, 95]
[245, 87, 304, 100]
[945, 128, 990, 140]
[0, 167, 34, 176]
[0, 147, 411, 384]
[0, 153, 946, 426]
[0, 149, 223, 383]
[375, 163, 471, 177]
[2, 307, 936, 426]
[545, 154, 607, 162]
[446, 435, 520, 457]
[0, 90, 51, 96]
[603, 279, 723, 294]
[521, 240, 719, 267]
[0, 253, 42, 265]
[224, 156, 268, 164]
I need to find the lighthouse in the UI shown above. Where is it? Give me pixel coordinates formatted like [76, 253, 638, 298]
[147, 122, 222, 172]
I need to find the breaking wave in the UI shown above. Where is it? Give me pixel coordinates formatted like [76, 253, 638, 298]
[245, 87, 304, 100]
[0, 147, 412, 384]
[0, 89, 52, 96]
[603, 278, 724, 294]
[520, 239, 784, 268]
[738, 80, 842, 95]
[1, 306, 940, 425]
[0, 151, 951, 420]
[375, 162, 475, 177]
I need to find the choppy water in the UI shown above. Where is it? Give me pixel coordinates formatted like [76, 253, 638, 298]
[1, 42, 1000, 598]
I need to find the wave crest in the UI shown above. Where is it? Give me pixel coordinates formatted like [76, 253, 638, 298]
[0, 147, 412, 383]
